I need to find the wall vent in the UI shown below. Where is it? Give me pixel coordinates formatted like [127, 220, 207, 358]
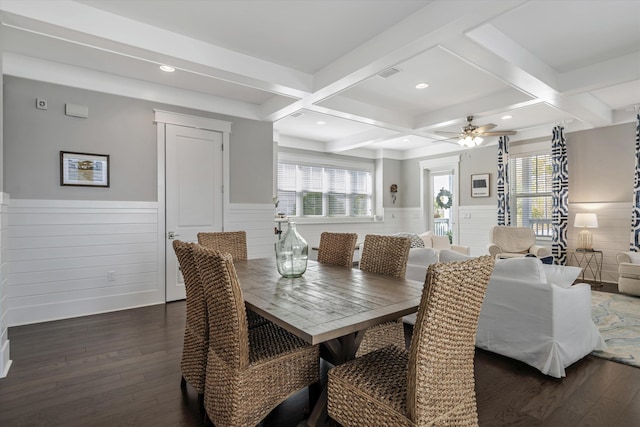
[377, 68, 400, 79]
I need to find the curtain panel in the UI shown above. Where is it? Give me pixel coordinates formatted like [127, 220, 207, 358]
[631, 113, 640, 251]
[496, 136, 510, 226]
[551, 126, 569, 265]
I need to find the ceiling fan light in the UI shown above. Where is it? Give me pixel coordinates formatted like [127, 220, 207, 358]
[457, 138, 466, 147]
[474, 136, 483, 146]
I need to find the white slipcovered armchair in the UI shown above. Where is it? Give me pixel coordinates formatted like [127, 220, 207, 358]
[487, 225, 551, 259]
[616, 252, 640, 296]
[418, 231, 470, 255]
[475, 257, 605, 378]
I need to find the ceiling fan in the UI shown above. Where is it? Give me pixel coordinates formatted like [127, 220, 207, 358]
[435, 116, 516, 147]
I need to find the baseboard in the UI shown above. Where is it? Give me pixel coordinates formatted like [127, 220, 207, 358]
[9, 291, 164, 327]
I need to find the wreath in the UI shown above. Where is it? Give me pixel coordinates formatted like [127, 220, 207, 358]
[435, 188, 453, 210]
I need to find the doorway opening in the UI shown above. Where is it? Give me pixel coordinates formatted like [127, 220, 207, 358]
[432, 173, 453, 243]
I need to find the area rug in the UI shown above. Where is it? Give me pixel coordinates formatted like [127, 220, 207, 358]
[590, 291, 640, 368]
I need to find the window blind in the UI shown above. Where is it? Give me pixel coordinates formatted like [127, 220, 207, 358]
[510, 152, 553, 237]
[277, 162, 372, 218]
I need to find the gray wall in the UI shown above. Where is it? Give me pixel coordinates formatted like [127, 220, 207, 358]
[401, 122, 637, 208]
[459, 147, 498, 206]
[568, 123, 635, 203]
[383, 158, 402, 207]
[3, 76, 273, 203]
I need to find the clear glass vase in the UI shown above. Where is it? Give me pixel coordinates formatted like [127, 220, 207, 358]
[275, 222, 308, 278]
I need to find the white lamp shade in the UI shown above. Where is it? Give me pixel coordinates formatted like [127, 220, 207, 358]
[574, 213, 598, 228]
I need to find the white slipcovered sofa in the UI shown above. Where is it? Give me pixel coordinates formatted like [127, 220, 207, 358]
[404, 252, 605, 378]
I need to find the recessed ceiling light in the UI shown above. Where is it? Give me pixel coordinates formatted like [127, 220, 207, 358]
[316, 121, 326, 125]
[402, 138, 410, 142]
[415, 82, 429, 89]
[502, 115, 512, 120]
[159, 65, 175, 72]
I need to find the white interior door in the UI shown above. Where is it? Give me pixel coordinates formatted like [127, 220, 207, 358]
[165, 124, 223, 301]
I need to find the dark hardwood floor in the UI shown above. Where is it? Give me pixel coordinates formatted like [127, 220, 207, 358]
[1, 287, 638, 426]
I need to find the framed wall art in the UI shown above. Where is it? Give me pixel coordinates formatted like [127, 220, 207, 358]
[471, 173, 489, 197]
[60, 151, 110, 187]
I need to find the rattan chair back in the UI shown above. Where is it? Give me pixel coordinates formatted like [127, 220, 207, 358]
[172, 240, 208, 394]
[194, 245, 249, 371]
[197, 231, 248, 260]
[359, 234, 411, 278]
[326, 256, 494, 426]
[407, 255, 495, 425]
[194, 245, 320, 427]
[356, 234, 411, 357]
[317, 232, 358, 268]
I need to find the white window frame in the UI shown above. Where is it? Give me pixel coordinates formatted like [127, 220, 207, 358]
[509, 141, 553, 240]
[277, 152, 376, 224]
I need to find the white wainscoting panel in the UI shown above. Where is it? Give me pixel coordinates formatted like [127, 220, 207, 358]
[0, 193, 11, 377]
[7, 199, 163, 326]
[458, 206, 497, 257]
[225, 204, 279, 259]
[226, 205, 426, 261]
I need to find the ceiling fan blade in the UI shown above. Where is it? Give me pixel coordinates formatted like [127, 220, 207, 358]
[475, 123, 497, 133]
[480, 130, 517, 136]
[435, 130, 463, 136]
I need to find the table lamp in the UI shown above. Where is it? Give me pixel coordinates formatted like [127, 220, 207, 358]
[574, 213, 598, 250]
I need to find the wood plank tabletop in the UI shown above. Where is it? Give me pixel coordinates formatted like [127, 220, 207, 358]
[233, 258, 424, 345]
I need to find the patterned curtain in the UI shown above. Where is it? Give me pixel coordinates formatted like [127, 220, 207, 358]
[552, 125, 569, 265]
[496, 136, 510, 226]
[630, 113, 640, 251]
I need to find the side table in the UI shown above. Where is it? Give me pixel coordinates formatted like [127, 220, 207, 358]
[568, 249, 603, 287]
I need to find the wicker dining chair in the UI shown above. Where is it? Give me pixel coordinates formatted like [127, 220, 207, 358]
[197, 231, 248, 260]
[197, 230, 267, 329]
[356, 234, 411, 357]
[328, 256, 495, 427]
[173, 240, 207, 411]
[193, 245, 320, 427]
[317, 232, 358, 268]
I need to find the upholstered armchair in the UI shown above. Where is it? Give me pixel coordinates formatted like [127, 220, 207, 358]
[487, 226, 551, 259]
[418, 231, 470, 255]
[616, 252, 640, 296]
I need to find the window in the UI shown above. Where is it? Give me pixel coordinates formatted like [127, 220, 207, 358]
[277, 158, 373, 218]
[510, 152, 553, 237]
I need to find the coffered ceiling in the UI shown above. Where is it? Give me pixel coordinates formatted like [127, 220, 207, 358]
[1, 0, 639, 159]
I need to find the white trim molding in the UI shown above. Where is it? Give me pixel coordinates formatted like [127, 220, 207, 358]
[419, 155, 461, 243]
[0, 193, 11, 377]
[154, 110, 232, 301]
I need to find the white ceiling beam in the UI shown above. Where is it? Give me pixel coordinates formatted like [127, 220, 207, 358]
[265, 1, 526, 125]
[3, 53, 262, 120]
[456, 25, 613, 127]
[559, 51, 640, 94]
[313, 1, 526, 92]
[413, 88, 540, 130]
[0, 1, 313, 98]
[313, 96, 414, 130]
[325, 128, 400, 153]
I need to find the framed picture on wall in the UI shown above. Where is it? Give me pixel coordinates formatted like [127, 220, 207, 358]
[60, 151, 110, 187]
[471, 173, 489, 197]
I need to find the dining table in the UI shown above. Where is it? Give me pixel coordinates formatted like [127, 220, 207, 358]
[233, 257, 424, 427]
